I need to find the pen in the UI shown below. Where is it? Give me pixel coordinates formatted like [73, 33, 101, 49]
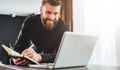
[28, 44, 34, 49]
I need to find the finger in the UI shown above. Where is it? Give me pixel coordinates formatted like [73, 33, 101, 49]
[22, 49, 30, 55]
[14, 60, 23, 65]
[13, 58, 24, 65]
[13, 57, 29, 66]
[13, 58, 22, 63]
[22, 51, 34, 58]
[15, 59, 28, 66]
[22, 49, 35, 56]
[19, 60, 29, 66]
[26, 53, 34, 58]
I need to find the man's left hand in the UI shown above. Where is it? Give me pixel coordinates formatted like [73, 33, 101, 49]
[22, 48, 42, 63]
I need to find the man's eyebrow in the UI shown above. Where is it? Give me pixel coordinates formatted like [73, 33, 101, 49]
[54, 12, 58, 14]
[46, 10, 58, 14]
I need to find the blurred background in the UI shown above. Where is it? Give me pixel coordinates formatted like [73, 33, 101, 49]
[0, 0, 120, 66]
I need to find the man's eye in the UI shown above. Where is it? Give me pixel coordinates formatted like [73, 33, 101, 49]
[54, 13, 58, 15]
[46, 11, 51, 14]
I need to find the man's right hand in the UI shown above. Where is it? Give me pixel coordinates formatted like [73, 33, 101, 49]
[12, 57, 29, 66]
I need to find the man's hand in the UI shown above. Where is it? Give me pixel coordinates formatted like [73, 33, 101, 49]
[12, 57, 29, 66]
[13, 48, 42, 66]
[22, 48, 42, 62]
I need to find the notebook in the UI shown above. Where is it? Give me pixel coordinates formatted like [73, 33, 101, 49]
[2, 45, 40, 65]
[29, 31, 98, 69]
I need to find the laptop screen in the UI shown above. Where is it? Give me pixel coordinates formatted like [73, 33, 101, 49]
[54, 31, 98, 68]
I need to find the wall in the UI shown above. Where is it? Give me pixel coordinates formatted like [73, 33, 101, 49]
[0, 0, 41, 16]
[115, 22, 120, 65]
[73, 0, 120, 65]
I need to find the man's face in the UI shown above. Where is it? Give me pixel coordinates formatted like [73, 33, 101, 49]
[41, 3, 61, 30]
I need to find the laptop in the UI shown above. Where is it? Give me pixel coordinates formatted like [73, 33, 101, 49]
[29, 31, 98, 69]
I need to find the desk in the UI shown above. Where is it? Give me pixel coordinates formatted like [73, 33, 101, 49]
[0, 65, 120, 70]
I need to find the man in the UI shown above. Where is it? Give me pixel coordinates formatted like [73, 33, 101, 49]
[12, 0, 69, 66]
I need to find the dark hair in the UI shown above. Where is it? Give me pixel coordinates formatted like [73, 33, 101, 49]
[42, 0, 62, 6]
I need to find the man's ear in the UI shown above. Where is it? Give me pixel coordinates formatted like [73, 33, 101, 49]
[40, 7, 42, 14]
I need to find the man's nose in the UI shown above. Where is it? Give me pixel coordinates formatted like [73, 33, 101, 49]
[49, 14, 55, 20]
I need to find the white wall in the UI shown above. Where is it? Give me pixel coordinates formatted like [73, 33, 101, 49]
[73, 0, 120, 65]
[0, 0, 42, 16]
[115, 22, 120, 65]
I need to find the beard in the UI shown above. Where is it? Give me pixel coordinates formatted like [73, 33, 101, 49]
[43, 18, 58, 30]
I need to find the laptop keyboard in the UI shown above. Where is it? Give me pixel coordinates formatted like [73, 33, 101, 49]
[28, 63, 54, 69]
[40, 63, 54, 66]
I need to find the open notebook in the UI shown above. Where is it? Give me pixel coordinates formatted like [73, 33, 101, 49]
[28, 31, 98, 69]
[2, 45, 40, 65]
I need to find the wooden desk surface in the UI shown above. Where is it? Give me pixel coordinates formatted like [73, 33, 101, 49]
[0, 64, 120, 70]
